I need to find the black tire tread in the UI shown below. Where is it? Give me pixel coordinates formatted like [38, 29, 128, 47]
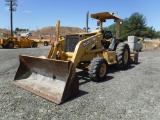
[6, 41, 14, 49]
[32, 42, 38, 47]
[44, 41, 48, 46]
[115, 42, 130, 70]
[88, 57, 108, 82]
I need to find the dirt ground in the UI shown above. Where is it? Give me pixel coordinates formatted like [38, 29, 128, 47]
[142, 40, 160, 51]
[1, 45, 160, 120]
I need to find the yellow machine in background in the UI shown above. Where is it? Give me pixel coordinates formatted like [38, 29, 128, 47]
[32, 36, 50, 46]
[0, 33, 38, 48]
[13, 12, 134, 104]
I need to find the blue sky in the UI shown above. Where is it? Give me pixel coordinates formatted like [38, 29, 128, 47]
[0, 0, 160, 31]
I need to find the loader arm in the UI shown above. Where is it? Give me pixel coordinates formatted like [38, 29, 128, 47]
[47, 40, 65, 59]
[47, 41, 59, 59]
[47, 20, 64, 59]
[47, 20, 60, 59]
[71, 33, 103, 67]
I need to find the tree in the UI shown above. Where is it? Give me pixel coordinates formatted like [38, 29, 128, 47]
[156, 31, 160, 38]
[120, 18, 131, 40]
[103, 12, 158, 40]
[128, 12, 147, 36]
[120, 12, 147, 40]
[143, 26, 157, 39]
[15, 27, 19, 31]
[103, 24, 116, 37]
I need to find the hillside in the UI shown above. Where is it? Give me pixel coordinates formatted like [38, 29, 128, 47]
[0, 26, 85, 36]
[0, 28, 10, 34]
[32, 26, 85, 36]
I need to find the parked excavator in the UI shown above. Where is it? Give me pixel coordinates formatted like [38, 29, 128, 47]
[13, 12, 135, 104]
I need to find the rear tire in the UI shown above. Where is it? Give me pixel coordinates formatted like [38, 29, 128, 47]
[88, 57, 108, 82]
[114, 42, 130, 69]
[44, 41, 48, 46]
[6, 41, 14, 49]
[32, 42, 38, 47]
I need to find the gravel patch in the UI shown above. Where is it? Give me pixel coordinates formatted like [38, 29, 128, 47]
[0, 47, 160, 120]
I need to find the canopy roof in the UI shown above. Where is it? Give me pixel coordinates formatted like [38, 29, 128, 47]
[91, 12, 122, 21]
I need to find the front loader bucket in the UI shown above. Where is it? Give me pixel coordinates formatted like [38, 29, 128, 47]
[13, 55, 79, 104]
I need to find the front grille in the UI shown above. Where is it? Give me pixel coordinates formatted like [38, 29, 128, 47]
[64, 35, 79, 52]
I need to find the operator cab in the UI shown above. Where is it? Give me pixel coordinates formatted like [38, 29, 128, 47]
[91, 12, 122, 39]
[91, 12, 123, 51]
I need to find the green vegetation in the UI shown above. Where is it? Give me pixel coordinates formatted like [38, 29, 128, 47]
[15, 28, 29, 32]
[104, 12, 160, 40]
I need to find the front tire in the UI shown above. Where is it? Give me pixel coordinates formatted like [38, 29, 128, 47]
[88, 57, 108, 82]
[6, 41, 14, 49]
[32, 42, 38, 47]
[114, 42, 130, 69]
[44, 41, 48, 46]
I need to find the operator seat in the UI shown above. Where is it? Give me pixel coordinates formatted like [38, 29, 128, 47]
[101, 31, 113, 49]
[103, 31, 112, 39]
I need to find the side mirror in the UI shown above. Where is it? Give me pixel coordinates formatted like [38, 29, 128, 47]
[97, 21, 100, 26]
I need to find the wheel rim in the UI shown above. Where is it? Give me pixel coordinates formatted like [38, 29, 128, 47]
[99, 63, 106, 77]
[9, 43, 14, 48]
[124, 49, 129, 64]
